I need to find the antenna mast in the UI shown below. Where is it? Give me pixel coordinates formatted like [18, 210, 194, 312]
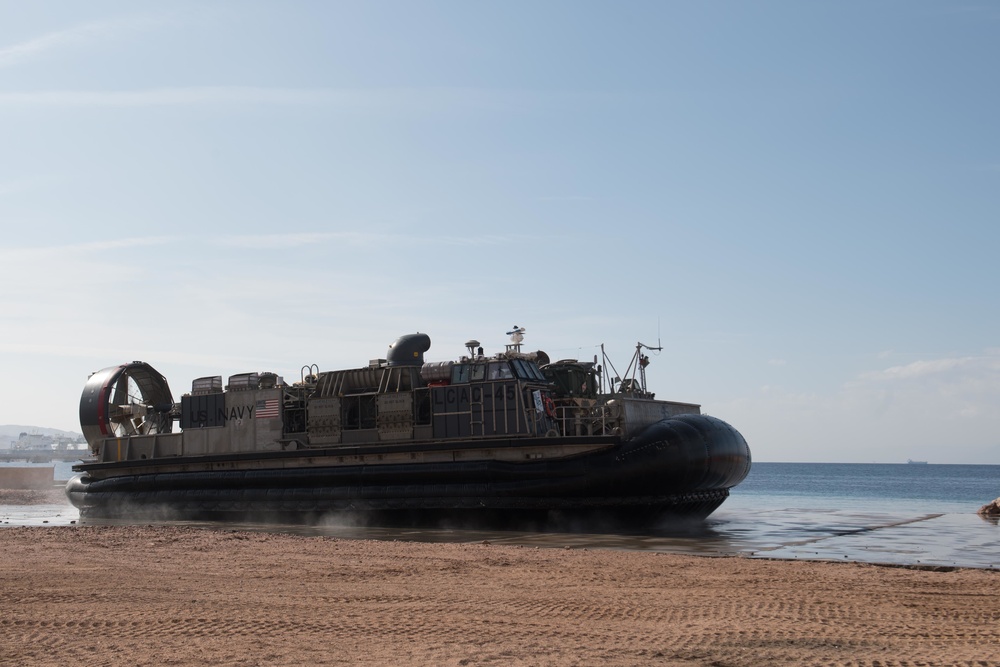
[618, 338, 663, 396]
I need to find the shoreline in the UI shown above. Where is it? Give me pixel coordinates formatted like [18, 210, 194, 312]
[3, 487, 999, 570]
[2, 524, 998, 666]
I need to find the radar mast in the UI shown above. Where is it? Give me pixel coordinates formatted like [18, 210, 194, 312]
[505, 325, 526, 354]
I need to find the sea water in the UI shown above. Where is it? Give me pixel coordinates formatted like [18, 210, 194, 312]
[713, 462, 1000, 569]
[732, 462, 998, 514]
[3, 461, 998, 568]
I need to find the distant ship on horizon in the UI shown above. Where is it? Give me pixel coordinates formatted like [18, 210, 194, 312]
[907, 459, 929, 465]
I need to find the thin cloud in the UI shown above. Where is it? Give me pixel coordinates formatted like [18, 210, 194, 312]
[848, 353, 1000, 421]
[0, 237, 174, 262]
[861, 356, 997, 381]
[0, 178, 41, 197]
[219, 232, 387, 250]
[0, 232, 531, 261]
[0, 17, 160, 69]
[0, 86, 606, 113]
[0, 87, 337, 108]
[217, 231, 534, 249]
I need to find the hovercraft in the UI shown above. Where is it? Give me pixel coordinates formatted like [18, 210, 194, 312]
[68, 330, 751, 524]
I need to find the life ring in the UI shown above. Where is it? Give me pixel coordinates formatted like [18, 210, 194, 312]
[543, 396, 556, 419]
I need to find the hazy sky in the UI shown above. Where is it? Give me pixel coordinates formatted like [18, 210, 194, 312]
[1, 1, 997, 463]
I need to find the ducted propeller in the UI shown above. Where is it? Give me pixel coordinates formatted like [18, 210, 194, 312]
[79, 361, 174, 448]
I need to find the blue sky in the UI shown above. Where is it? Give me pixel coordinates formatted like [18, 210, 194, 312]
[1, 1, 997, 463]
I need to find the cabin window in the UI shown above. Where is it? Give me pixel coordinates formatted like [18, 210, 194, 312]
[451, 364, 470, 384]
[511, 359, 546, 381]
[488, 361, 513, 380]
[470, 364, 486, 381]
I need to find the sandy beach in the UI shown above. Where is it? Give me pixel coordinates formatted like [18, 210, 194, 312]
[2, 507, 999, 667]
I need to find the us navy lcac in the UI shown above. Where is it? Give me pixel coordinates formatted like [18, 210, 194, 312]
[67, 330, 751, 524]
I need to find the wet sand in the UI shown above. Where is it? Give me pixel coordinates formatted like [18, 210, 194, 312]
[2, 517, 999, 666]
[0, 487, 68, 507]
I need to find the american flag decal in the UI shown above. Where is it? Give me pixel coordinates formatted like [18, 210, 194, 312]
[256, 398, 280, 419]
